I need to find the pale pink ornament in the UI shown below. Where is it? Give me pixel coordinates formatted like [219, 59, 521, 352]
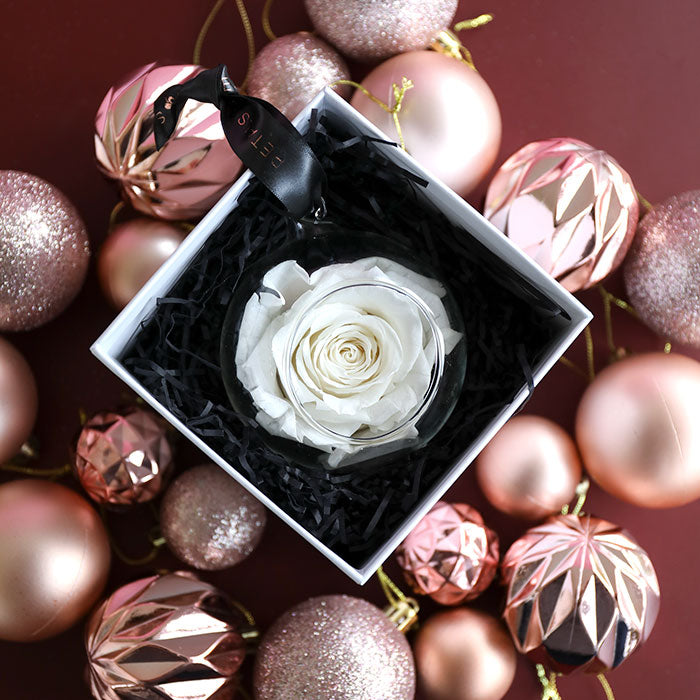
[95, 63, 242, 220]
[484, 138, 639, 292]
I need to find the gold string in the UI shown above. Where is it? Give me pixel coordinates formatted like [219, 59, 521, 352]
[377, 565, 407, 604]
[536, 664, 563, 700]
[584, 325, 595, 382]
[108, 201, 125, 230]
[376, 565, 419, 632]
[0, 463, 71, 478]
[193, 0, 226, 65]
[262, 0, 277, 41]
[664, 341, 673, 353]
[454, 13, 494, 31]
[636, 190, 654, 212]
[330, 78, 414, 150]
[597, 674, 616, 700]
[557, 354, 588, 380]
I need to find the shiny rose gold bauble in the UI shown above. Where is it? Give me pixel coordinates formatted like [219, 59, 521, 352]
[396, 501, 498, 605]
[476, 415, 582, 520]
[247, 33, 351, 120]
[484, 138, 639, 292]
[0, 337, 37, 463]
[74, 407, 174, 505]
[576, 352, 700, 508]
[0, 170, 90, 331]
[160, 464, 267, 570]
[86, 572, 247, 700]
[351, 51, 501, 197]
[254, 595, 415, 700]
[95, 63, 242, 220]
[624, 190, 700, 346]
[0, 480, 110, 642]
[502, 513, 660, 674]
[414, 608, 516, 700]
[305, 0, 457, 61]
[98, 218, 186, 309]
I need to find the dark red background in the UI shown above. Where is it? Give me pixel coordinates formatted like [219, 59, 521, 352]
[2, 0, 699, 697]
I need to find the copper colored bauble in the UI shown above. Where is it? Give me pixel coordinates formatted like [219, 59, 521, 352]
[476, 415, 582, 520]
[484, 138, 639, 292]
[74, 406, 174, 505]
[396, 501, 499, 605]
[247, 32, 351, 120]
[98, 217, 186, 309]
[351, 50, 501, 197]
[414, 608, 516, 700]
[160, 464, 267, 570]
[624, 190, 700, 346]
[305, 0, 457, 62]
[95, 63, 242, 220]
[0, 480, 110, 642]
[86, 572, 248, 700]
[576, 352, 700, 508]
[0, 170, 90, 331]
[502, 513, 660, 674]
[0, 337, 37, 463]
[254, 595, 415, 700]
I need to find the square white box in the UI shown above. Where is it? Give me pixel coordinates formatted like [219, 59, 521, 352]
[92, 88, 592, 584]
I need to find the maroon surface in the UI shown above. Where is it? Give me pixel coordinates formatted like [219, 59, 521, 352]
[1, 1, 699, 697]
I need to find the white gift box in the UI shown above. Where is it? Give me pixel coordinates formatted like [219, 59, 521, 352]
[92, 88, 592, 584]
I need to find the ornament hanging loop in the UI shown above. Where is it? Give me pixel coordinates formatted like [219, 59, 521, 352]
[431, 13, 494, 70]
[376, 566, 419, 633]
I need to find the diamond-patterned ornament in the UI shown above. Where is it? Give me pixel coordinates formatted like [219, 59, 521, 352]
[396, 501, 499, 605]
[502, 513, 660, 674]
[86, 572, 248, 700]
[74, 407, 174, 505]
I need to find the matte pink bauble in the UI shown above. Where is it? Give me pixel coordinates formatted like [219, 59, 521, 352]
[351, 51, 501, 197]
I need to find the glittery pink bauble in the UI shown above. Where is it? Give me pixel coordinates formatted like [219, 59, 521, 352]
[86, 572, 247, 700]
[74, 407, 174, 505]
[248, 33, 351, 120]
[254, 595, 415, 700]
[484, 138, 639, 292]
[305, 0, 457, 61]
[160, 464, 267, 570]
[351, 51, 501, 197]
[95, 63, 242, 220]
[396, 501, 499, 605]
[624, 191, 700, 346]
[0, 170, 90, 331]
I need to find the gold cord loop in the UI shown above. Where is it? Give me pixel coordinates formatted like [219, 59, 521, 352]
[376, 565, 419, 632]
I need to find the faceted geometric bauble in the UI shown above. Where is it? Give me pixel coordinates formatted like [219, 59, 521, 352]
[95, 63, 242, 220]
[74, 406, 174, 505]
[502, 514, 660, 674]
[86, 572, 247, 700]
[624, 190, 700, 346]
[484, 138, 639, 292]
[396, 501, 499, 605]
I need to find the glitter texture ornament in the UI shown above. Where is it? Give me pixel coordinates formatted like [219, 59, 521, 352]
[160, 464, 267, 570]
[86, 572, 248, 700]
[624, 190, 700, 346]
[502, 513, 660, 674]
[484, 138, 639, 292]
[305, 0, 458, 62]
[0, 170, 90, 331]
[396, 501, 499, 605]
[95, 63, 242, 220]
[74, 407, 174, 505]
[254, 595, 415, 700]
[247, 32, 351, 120]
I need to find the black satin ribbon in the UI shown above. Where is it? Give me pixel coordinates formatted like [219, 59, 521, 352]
[153, 65, 325, 219]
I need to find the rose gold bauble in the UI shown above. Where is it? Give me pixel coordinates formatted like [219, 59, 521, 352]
[0, 480, 110, 642]
[305, 0, 458, 61]
[74, 406, 174, 505]
[484, 138, 639, 292]
[95, 63, 242, 220]
[254, 595, 415, 700]
[351, 51, 501, 197]
[576, 352, 700, 508]
[86, 572, 248, 700]
[396, 501, 499, 605]
[414, 608, 516, 700]
[98, 218, 186, 309]
[476, 415, 582, 520]
[0, 170, 90, 331]
[0, 337, 37, 463]
[624, 190, 700, 346]
[247, 33, 351, 120]
[502, 513, 660, 674]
